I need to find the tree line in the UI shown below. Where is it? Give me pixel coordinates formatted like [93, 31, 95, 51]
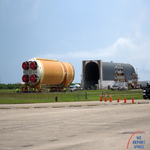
[0, 84, 22, 89]
[0, 83, 81, 90]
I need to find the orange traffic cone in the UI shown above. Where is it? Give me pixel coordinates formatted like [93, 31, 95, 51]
[124, 94, 126, 103]
[100, 96, 102, 102]
[105, 94, 107, 102]
[132, 95, 134, 103]
[110, 94, 112, 102]
[117, 94, 119, 102]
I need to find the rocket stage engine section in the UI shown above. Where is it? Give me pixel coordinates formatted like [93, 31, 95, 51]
[22, 58, 75, 91]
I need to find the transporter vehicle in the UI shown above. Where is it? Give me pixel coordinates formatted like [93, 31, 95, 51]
[22, 58, 75, 92]
[143, 82, 150, 99]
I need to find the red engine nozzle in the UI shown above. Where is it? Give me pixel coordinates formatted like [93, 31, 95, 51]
[30, 61, 37, 70]
[22, 61, 29, 70]
[30, 74, 38, 83]
[22, 75, 29, 82]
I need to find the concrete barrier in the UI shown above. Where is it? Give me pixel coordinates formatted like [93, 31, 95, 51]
[87, 104, 99, 106]
[34, 106, 47, 108]
[16, 107, 29, 109]
[138, 102, 149, 104]
[52, 106, 65, 108]
[70, 105, 82, 107]
[0, 107, 10, 109]
[121, 103, 137, 105]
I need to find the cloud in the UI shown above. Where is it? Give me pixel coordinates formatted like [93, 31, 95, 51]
[101, 36, 150, 73]
[37, 35, 150, 80]
[39, 36, 150, 61]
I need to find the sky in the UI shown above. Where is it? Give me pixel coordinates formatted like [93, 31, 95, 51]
[0, 0, 150, 84]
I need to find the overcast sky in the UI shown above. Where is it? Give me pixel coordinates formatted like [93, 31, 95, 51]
[0, 0, 150, 84]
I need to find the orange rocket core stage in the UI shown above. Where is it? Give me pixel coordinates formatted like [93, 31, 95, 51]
[37, 58, 74, 86]
[22, 58, 75, 91]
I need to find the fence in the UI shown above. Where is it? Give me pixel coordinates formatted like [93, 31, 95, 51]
[86, 90, 142, 101]
[0, 90, 143, 104]
[0, 92, 88, 103]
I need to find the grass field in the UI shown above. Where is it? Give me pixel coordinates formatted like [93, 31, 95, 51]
[0, 89, 143, 104]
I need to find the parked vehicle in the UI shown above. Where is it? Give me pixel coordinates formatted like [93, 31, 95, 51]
[135, 84, 140, 89]
[69, 86, 78, 92]
[119, 85, 128, 90]
[111, 82, 128, 90]
[71, 87, 78, 91]
[111, 85, 119, 90]
[143, 83, 150, 99]
[138, 81, 149, 89]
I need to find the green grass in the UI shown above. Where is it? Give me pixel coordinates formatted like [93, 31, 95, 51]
[0, 89, 143, 104]
[0, 89, 15, 93]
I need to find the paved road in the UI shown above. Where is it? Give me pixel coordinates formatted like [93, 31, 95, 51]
[0, 100, 150, 150]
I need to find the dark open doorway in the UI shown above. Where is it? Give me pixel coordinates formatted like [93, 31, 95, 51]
[84, 62, 99, 89]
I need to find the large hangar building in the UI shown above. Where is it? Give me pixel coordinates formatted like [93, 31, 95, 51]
[81, 60, 136, 89]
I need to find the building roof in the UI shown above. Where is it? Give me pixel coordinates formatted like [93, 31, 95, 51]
[102, 62, 135, 81]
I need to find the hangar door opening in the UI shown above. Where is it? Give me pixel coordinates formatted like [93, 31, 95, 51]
[84, 62, 99, 89]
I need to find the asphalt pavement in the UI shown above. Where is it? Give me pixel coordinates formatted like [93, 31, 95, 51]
[0, 100, 150, 150]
